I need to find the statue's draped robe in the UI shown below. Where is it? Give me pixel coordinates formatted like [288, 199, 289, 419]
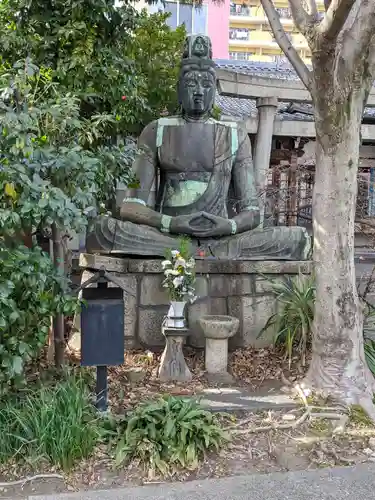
[86, 118, 311, 260]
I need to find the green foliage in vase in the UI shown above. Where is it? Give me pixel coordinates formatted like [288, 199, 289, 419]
[163, 237, 196, 302]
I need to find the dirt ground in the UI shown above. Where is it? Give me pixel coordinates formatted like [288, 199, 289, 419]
[1, 347, 374, 498]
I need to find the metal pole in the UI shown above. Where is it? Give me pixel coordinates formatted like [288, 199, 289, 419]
[96, 278, 109, 412]
[96, 365, 108, 412]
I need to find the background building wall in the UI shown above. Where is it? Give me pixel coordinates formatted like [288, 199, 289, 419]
[207, 0, 230, 59]
[227, 0, 325, 64]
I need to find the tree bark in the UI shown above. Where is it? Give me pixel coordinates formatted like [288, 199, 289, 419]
[304, 86, 375, 415]
[260, 0, 375, 418]
[52, 223, 66, 368]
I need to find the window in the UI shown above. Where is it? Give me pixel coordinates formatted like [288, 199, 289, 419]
[163, 1, 208, 34]
[229, 51, 254, 61]
[229, 2, 251, 16]
[229, 27, 250, 41]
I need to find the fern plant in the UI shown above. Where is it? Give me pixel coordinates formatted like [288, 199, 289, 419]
[259, 273, 315, 368]
[113, 396, 229, 475]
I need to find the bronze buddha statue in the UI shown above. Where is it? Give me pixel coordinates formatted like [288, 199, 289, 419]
[86, 34, 310, 260]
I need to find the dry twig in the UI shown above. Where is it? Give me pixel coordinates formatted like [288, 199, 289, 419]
[232, 410, 310, 435]
[0, 474, 64, 488]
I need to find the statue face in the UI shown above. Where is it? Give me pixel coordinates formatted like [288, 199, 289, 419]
[180, 69, 215, 117]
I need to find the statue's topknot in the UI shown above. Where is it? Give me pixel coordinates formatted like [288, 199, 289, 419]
[180, 34, 216, 69]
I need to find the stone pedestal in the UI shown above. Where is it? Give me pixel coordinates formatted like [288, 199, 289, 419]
[78, 254, 312, 350]
[199, 315, 239, 384]
[158, 326, 192, 382]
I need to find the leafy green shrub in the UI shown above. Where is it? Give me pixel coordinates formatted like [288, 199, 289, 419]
[114, 396, 229, 475]
[0, 375, 101, 469]
[261, 274, 375, 376]
[259, 273, 315, 367]
[0, 245, 79, 394]
[0, 1, 186, 137]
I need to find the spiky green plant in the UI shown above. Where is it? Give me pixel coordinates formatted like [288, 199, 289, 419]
[113, 396, 229, 475]
[259, 273, 315, 368]
[0, 375, 102, 470]
[260, 273, 375, 376]
[363, 306, 375, 376]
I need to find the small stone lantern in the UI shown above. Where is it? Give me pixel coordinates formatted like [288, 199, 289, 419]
[198, 315, 239, 384]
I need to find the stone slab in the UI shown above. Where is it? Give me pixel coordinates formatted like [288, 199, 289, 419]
[191, 382, 297, 412]
[29, 463, 375, 499]
[228, 295, 277, 349]
[140, 275, 169, 306]
[138, 307, 168, 347]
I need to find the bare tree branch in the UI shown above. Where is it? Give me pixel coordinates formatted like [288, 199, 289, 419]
[288, 0, 313, 34]
[261, 0, 312, 89]
[305, 0, 318, 17]
[339, 0, 375, 74]
[368, 36, 375, 81]
[324, 0, 332, 10]
[318, 0, 357, 39]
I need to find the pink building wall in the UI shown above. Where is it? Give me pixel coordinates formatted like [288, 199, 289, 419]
[207, 0, 230, 59]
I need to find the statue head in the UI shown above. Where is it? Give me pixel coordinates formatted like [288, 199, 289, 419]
[178, 34, 216, 118]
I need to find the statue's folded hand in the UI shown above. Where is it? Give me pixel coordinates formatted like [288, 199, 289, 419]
[170, 213, 206, 235]
[193, 212, 233, 238]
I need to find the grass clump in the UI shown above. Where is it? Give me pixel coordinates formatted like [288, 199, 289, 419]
[0, 374, 102, 470]
[113, 395, 230, 475]
[349, 405, 374, 428]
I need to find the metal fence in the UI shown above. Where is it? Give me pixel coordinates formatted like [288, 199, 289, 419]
[263, 164, 374, 228]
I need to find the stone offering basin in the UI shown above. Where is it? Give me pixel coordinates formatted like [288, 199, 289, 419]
[198, 315, 239, 339]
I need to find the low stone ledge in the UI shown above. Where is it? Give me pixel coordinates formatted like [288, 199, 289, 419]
[80, 253, 313, 275]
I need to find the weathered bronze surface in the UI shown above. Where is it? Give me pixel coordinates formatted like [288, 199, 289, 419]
[86, 35, 311, 260]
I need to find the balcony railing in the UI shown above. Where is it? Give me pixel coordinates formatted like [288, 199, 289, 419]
[230, 5, 293, 19]
[229, 28, 250, 41]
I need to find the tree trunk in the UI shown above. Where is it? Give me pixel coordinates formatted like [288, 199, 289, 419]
[304, 90, 375, 414]
[52, 224, 66, 368]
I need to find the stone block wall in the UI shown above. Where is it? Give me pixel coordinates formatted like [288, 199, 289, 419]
[79, 254, 312, 351]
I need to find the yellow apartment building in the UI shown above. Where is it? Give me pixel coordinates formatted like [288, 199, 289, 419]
[229, 0, 325, 64]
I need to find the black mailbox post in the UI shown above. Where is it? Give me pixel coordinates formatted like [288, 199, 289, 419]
[80, 268, 125, 412]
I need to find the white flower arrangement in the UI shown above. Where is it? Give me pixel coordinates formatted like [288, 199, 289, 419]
[162, 247, 196, 302]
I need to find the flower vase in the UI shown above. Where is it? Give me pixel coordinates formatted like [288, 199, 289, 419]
[166, 300, 187, 328]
